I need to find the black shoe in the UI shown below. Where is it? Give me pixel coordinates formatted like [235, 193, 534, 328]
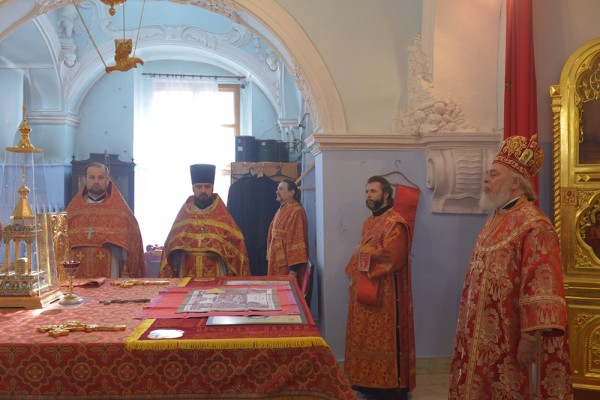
[378, 388, 402, 400]
[373, 388, 410, 400]
[351, 385, 379, 397]
[351, 386, 407, 400]
[385, 388, 408, 400]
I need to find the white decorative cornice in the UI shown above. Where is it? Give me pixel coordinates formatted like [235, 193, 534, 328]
[307, 131, 499, 153]
[420, 131, 501, 148]
[307, 131, 501, 214]
[26, 113, 80, 127]
[306, 133, 421, 155]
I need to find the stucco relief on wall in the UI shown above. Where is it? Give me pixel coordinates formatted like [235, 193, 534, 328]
[393, 36, 478, 136]
[425, 145, 497, 214]
[394, 36, 498, 214]
[57, 5, 82, 75]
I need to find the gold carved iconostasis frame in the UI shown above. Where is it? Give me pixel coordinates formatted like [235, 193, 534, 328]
[551, 37, 600, 391]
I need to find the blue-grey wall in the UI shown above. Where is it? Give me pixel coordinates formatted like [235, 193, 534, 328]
[313, 149, 486, 359]
[76, 71, 134, 161]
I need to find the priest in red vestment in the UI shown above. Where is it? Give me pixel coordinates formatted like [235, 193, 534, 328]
[66, 162, 146, 278]
[266, 179, 309, 286]
[159, 164, 250, 278]
[345, 176, 416, 400]
[449, 135, 572, 399]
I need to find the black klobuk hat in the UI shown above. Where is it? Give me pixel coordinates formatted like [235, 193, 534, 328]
[190, 164, 216, 184]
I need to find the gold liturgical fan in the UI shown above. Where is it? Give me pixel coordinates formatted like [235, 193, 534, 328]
[0, 107, 61, 308]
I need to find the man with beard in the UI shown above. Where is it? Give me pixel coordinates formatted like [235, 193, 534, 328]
[266, 179, 309, 285]
[345, 176, 415, 400]
[159, 164, 250, 278]
[66, 162, 146, 278]
[448, 135, 572, 399]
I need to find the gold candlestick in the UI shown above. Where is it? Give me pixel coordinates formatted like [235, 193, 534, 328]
[59, 260, 83, 305]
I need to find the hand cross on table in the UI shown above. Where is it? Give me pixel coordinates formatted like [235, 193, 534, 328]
[37, 320, 127, 338]
[110, 280, 170, 288]
[99, 298, 151, 305]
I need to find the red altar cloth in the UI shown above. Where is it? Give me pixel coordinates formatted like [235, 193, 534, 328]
[0, 278, 353, 400]
[129, 277, 319, 349]
[137, 277, 301, 319]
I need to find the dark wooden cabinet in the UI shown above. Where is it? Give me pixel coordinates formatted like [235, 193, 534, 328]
[70, 153, 135, 211]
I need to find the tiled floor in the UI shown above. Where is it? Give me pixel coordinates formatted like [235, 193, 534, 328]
[342, 359, 450, 399]
[353, 373, 597, 400]
[351, 374, 449, 399]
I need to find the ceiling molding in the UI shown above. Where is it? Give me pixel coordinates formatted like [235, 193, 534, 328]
[306, 131, 501, 154]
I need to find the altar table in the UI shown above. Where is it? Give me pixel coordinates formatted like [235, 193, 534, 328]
[0, 277, 354, 400]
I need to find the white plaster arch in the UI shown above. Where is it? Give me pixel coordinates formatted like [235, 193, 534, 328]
[0, 0, 347, 134]
[64, 25, 285, 116]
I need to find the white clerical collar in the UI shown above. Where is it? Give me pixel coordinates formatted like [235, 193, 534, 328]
[87, 193, 106, 203]
[498, 196, 521, 211]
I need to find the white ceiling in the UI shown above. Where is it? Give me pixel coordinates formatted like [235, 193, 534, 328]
[0, 18, 55, 68]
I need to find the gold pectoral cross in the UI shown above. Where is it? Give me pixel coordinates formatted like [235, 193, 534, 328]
[86, 226, 94, 239]
[37, 320, 126, 338]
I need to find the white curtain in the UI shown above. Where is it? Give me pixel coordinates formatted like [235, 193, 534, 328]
[134, 76, 234, 247]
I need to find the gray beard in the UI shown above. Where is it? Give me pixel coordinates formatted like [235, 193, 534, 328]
[479, 183, 512, 211]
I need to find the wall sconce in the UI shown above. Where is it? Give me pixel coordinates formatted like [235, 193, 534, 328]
[70, 0, 145, 73]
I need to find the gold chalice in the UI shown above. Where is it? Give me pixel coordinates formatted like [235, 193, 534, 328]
[59, 260, 83, 305]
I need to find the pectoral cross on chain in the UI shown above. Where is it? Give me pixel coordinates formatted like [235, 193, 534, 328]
[86, 226, 94, 239]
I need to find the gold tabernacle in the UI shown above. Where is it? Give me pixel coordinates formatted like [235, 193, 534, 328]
[0, 106, 61, 308]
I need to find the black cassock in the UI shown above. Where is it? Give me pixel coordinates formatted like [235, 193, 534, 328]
[227, 175, 279, 276]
